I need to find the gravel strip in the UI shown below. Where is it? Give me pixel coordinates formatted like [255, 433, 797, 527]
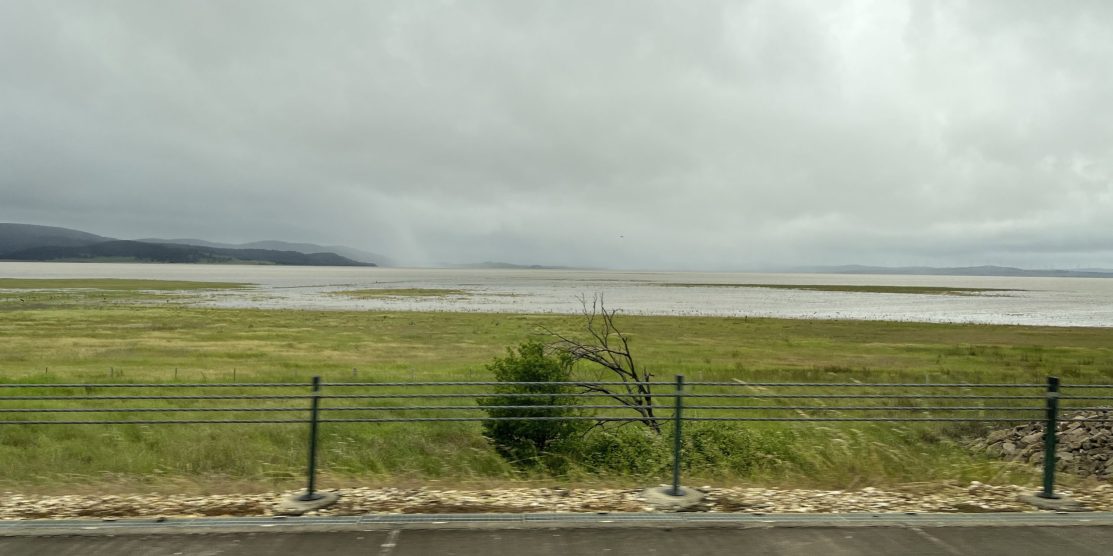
[3, 483, 1112, 519]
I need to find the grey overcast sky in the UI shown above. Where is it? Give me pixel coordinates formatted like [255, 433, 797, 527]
[2, 1, 1112, 270]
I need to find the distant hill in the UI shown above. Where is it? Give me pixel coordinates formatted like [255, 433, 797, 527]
[799, 265, 1113, 279]
[0, 223, 112, 254]
[3, 240, 373, 266]
[0, 223, 379, 267]
[142, 238, 392, 266]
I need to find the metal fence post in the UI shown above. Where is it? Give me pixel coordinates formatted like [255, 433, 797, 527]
[671, 374, 685, 496]
[1038, 376, 1060, 499]
[299, 376, 323, 502]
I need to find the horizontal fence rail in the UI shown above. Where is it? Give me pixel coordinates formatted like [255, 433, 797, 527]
[3, 376, 1111, 501]
[6, 382, 1113, 424]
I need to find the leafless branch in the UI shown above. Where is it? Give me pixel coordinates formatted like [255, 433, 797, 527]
[543, 294, 661, 434]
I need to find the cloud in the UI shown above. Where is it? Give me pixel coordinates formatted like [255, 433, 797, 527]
[2, 0, 1112, 269]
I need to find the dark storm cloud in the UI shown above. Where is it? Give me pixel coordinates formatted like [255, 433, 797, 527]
[2, 1, 1111, 269]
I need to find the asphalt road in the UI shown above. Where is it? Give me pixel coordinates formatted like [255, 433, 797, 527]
[3, 525, 1113, 556]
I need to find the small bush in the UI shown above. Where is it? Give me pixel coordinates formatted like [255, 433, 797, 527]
[577, 427, 670, 475]
[575, 423, 800, 477]
[680, 423, 800, 474]
[480, 340, 587, 469]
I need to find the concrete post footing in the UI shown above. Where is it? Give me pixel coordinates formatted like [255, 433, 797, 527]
[275, 491, 341, 516]
[641, 486, 706, 510]
[1018, 493, 1091, 512]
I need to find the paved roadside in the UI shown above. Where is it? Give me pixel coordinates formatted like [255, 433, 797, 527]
[3, 525, 1113, 555]
[3, 513, 1113, 556]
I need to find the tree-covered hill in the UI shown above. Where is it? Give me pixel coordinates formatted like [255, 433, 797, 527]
[0, 223, 377, 266]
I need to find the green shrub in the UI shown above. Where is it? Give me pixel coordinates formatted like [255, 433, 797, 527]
[679, 423, 800, 474]
[575, 423, 800, 477]
[577, 427, 670, 475]
[480, 340, 587, 469]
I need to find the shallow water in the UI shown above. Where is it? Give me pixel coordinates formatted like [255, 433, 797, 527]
[3, 262, 1113, 327]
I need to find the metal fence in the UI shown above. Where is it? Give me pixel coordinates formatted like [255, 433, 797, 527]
[2, 376, 1112, 503]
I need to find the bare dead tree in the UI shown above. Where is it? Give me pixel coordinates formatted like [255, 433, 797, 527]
[542, 295, 662, 434]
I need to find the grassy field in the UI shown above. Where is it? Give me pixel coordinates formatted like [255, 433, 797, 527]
[1, 281, 1112, 493]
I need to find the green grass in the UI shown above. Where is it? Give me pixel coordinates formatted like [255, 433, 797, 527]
[660, 283, 1015, 295]
[1, 288, 1111, 493]
[331, 288, 469, 298]
[8, 304, 1110, 384]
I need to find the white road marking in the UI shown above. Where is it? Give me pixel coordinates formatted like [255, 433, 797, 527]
[378, 529, 401, 556]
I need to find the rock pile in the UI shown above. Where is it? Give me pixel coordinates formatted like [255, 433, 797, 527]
[973, 410, 1113, 479]
[5, 483, 1113, 519]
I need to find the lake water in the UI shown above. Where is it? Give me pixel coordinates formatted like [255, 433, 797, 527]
[3, 262, 1113, 327]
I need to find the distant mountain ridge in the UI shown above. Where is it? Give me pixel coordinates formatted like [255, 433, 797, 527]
[799, 265, 1113, 278]
[0, 223, 112, 253]
[4, 240, 371, 266]
[141, 238, 392, 266]
[0, 223, 380, 267]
